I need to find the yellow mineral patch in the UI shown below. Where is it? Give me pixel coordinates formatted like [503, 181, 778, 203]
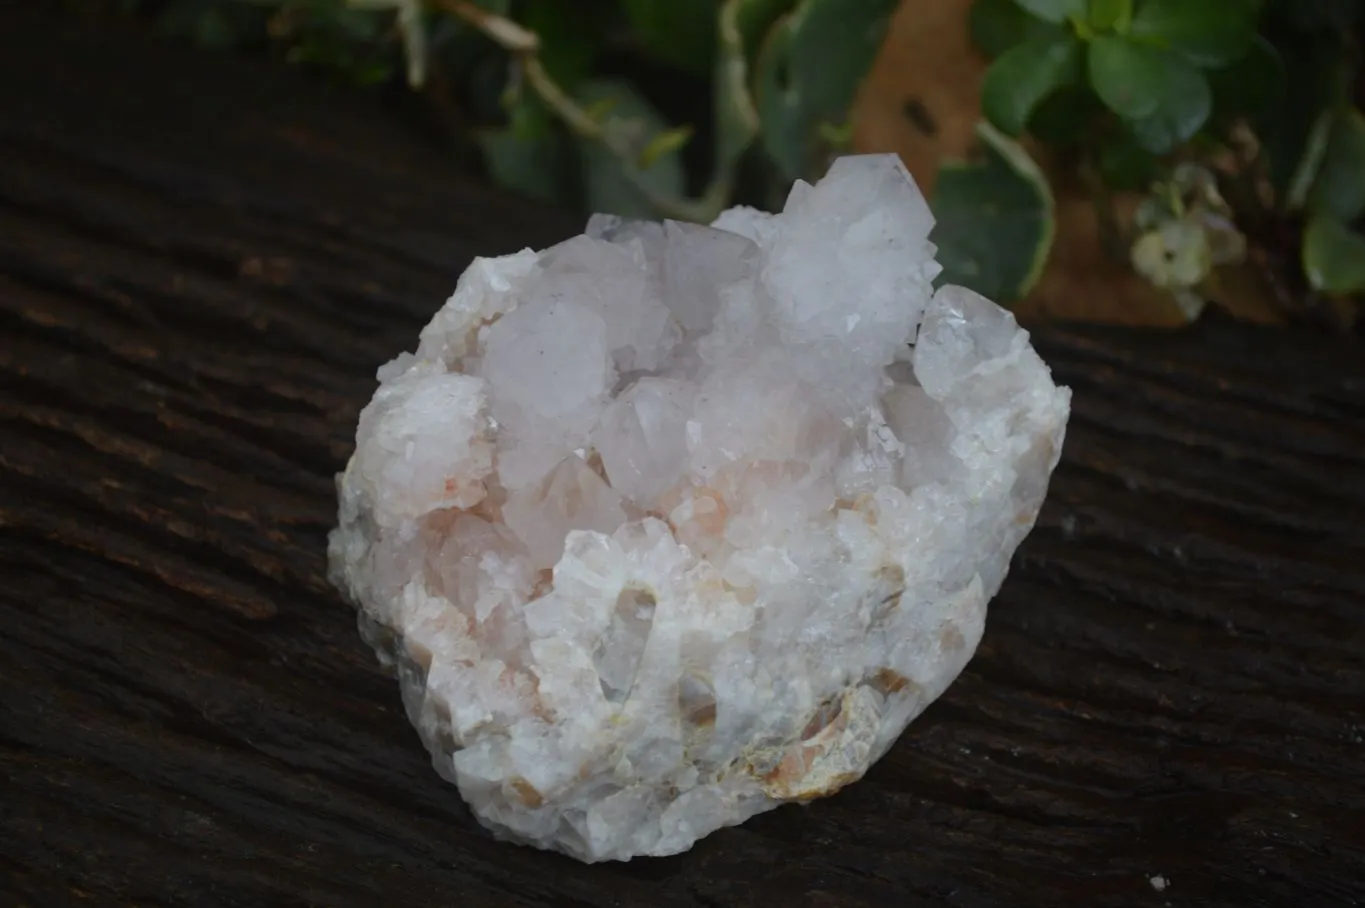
[939, 623, 966, 653]
[509, 777, 544, 808]
[869, 667, 911, 695]
[750, 686, 881, 802]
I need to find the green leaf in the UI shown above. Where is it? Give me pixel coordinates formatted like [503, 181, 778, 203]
[1307, 108, 1365, 223]
[732, 0, 796, 59]
[478, 127, 570, 204]
[428, 1, 515, 97]
[783, 0, 899, 120]
[638, 125, 695, 168]
[1086, 0, 1132, 32]
[932, 122, 1057, 301]
[1088, 35, 1163, 119]
[479, 94, 567, 202]
[817, 119, 854, 148]
[520, 0, 602, 90]
[754, 0, 899, 180]
[981, 32, 1084, 136]
[1124, 63, 1211, 152]
[1089, 35, 1211, 149]
[969, 0, 1058, 59]
[155, 0, 267, 49]
[1097, 133, 1159, 188]
[283, 1, 400, 88]
[1207, 36, 1284, 121]
[1127, 0, 1258, 68]
[712, 0, 772, 190]
[574, 79, 687, 217]
[505, 92, 556, 140]
[583, 96, 621, 122]
[619, 0, 721, 76]
[1012, 0, 1083, 24]
[1302, 215, 1365, 293]
[1027, 85, 1103, 145]
[1286, 110, 1335, 210]
[754, 14, 805, 179]
[191, 8, 240, 48]
[1257, 36, 1343, 203]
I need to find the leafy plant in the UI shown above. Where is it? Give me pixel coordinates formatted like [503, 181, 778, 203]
[968, 0, 1365, 319]
[477, 0, 899, 219]
[156, 0, 895, 221]
[934, 123, 1056, 302]
[103, 0, 1364, 326]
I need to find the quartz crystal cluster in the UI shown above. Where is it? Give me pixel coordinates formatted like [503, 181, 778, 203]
[328, 154, 1071, 862]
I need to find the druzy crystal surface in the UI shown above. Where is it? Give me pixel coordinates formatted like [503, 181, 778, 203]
[328, 154, 1071, 862]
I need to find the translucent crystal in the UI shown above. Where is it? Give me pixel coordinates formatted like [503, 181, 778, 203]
[329, 153, 1071, 863]
[593, 377, 693, 508]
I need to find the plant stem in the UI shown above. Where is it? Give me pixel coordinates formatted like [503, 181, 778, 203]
[433, 0, 737, 222]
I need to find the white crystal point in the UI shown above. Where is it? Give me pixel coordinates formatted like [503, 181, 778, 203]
[594, 376, 694, 508]
[329, 153, 1072, 863]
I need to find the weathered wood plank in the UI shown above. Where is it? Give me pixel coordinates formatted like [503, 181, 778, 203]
[2, 9, 1364, 907]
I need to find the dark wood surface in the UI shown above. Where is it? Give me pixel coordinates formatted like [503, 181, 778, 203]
[3, 9, 1365, 907]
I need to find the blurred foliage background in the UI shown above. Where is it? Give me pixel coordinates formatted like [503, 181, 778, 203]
[70, 0, 1364, 331]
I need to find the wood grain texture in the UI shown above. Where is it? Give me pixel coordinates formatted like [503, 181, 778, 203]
[3, 9, 1364, 907]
